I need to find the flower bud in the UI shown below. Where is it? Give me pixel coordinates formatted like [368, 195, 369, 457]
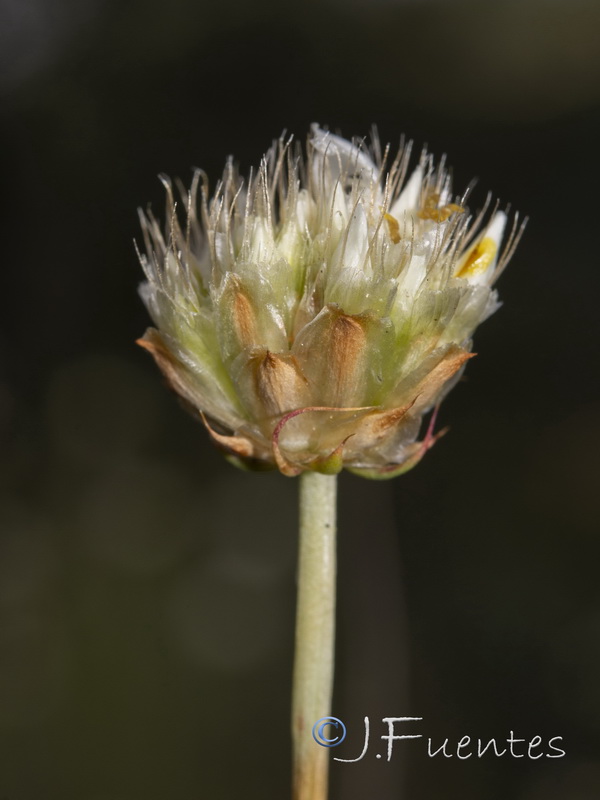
[137, 125, 525, 477]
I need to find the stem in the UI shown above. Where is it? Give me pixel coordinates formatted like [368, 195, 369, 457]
[292, 471, 337, 800]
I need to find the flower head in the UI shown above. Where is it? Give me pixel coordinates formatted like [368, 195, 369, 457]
[137, 125, 524, 477]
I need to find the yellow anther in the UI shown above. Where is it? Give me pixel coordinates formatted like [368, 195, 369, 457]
[384, 213, 401, 243]
[417, 191, 464, 223]
[437, 203, 465, 222]
[456, 237, 497, 278]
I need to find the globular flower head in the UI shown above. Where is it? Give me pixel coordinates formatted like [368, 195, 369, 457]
[136, 125, 524, 477]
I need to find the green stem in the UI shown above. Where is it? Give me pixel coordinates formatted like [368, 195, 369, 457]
[292, 471, 337, 800]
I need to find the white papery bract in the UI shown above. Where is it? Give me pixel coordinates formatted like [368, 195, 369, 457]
[137, 125, 524, 477]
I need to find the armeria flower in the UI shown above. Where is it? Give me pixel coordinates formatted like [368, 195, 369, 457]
[136, 125, 524, 477]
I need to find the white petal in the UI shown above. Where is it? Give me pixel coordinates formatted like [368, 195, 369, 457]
[311, 124, 378, 177]
[461, 210, 507, 286]
[485, 209, 507, 248]
[389, 165, 423, 218]
[327, 203, 370, 280]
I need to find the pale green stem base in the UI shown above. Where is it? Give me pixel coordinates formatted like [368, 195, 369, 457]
[292, 472, 337, 800]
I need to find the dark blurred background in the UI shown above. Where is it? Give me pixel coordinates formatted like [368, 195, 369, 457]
[1, 0, 599, 798]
